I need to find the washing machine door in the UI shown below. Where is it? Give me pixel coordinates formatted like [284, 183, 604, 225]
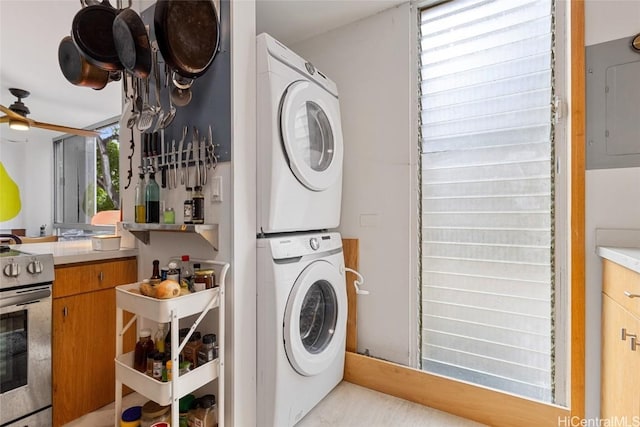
[283, 259, 347, 376]
[280, 80, 344, 192]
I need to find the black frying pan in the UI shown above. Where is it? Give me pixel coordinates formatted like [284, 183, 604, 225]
[113, 8, 151, 78]
[154, 0, 220, 79]
[72, 0, 122, 71]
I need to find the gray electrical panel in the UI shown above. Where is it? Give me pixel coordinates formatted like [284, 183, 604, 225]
[586, 36, 640, 169]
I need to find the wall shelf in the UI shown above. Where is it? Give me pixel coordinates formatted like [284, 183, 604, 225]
[122, 222, 218, 250]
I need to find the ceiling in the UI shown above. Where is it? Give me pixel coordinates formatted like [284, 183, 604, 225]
[0, 1, 121, 144]
[0, 0, 401, 145]
[256, 0, 404, 46]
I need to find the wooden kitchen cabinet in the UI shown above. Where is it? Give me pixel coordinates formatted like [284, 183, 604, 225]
[52, 257, 137, 427]
[601, 260, 640, 419]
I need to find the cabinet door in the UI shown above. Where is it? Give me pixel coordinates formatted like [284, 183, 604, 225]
[601, 294, 640, 419]
[52, 288, 136, 426]
[54, 257, 137, 298]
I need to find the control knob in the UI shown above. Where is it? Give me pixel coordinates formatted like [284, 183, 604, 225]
[3, 263, 21, 278]
[309, 237, 320, 251]
[27, 260, 43, 274]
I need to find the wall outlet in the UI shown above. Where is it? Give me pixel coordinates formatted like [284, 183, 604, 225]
[211, 176, 223, 202]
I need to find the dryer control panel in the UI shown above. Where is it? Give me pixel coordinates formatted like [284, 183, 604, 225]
[268, 232, 342, 261]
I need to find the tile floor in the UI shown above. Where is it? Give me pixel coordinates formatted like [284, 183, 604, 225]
[65, 381, 485, 426]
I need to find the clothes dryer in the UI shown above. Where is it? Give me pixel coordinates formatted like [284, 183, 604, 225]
[257, 33, 344, 235]
[257, 232, 347, 426]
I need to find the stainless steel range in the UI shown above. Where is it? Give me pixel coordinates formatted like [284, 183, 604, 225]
[0, 245, 54, 427]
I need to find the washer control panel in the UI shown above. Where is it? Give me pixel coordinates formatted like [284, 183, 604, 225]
[269, 232, 342, 260]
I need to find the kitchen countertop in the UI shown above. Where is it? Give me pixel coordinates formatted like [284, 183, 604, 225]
[13, 240, 138, 265]
[597, 246, 640, 274]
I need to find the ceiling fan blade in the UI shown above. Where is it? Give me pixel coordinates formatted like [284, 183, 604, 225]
[32, 120, 99, 137]
[0, 104, 22, 119]
[0, 116, 9, 123]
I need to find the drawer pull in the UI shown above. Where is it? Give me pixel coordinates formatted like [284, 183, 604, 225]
[621, 328, 636, 341]
[631, 336, 639, 352]
[623, 291, 640, 298]
[98, 271, 104, 282]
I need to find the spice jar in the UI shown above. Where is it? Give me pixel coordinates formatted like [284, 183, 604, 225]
[193, 269, 215, 292]
[182, 331, 202, 368]
[141, 400, 170, 427]
[152, 352, 164, 381]
[188, 395, 217, 427]
[198, 333, 217, 365]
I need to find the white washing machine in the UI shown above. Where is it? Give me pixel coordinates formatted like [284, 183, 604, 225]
[257, 232, 347, 426]
[257, 33, 344, 235]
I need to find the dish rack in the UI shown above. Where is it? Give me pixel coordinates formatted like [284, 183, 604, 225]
[114, 260, 228, 426]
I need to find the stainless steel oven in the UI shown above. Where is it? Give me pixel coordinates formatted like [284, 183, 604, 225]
[0, 247, 54, 427]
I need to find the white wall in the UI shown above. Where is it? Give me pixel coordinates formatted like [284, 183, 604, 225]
[293, 3, 415, 365]
[0, 136, 53, 236]
[583, 0, 640, 418]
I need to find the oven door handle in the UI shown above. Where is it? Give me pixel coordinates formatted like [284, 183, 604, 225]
[0, 288, 51, 309]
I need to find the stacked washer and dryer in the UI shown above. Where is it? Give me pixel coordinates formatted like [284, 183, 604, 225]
[256, 33, 348, 426]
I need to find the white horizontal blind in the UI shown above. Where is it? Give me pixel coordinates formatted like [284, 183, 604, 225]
[419, 0, 554, 402]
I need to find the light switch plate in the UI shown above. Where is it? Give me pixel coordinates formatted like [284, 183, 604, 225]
[211, 176, 223, 202]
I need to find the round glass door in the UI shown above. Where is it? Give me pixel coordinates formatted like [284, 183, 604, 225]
[284, 260, 346, 376]
[299, 279, 337, 354]
[280, 81, 343, 191]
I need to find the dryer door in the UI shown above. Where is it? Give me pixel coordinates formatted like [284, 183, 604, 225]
[283, 259, 347, 376]
[280, 80, 344, 191]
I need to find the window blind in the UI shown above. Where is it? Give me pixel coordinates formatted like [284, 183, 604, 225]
[419, 0, 554, 402]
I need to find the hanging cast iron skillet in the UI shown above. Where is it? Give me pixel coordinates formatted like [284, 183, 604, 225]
[632, 33, 640, 52]
[58, 36, 110, 90]
[154, 0, 220, 79]
[72, 0, 122, 71]
[113, 7, 152, 78]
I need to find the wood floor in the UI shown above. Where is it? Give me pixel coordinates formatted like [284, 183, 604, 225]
[67, 381, 485, 426]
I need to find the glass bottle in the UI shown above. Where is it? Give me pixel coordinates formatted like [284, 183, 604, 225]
[134, 170, 146, 223]
[145, 167, 160, 223]
[192, 186, 205, 224]
[163, 207, 175, 224]
[150, 259, 161, 285]
[155, 324, 168, 353]
[134, 328, 155, 372]
[183, 187, 193, 224]
[181, 255, 193, 291]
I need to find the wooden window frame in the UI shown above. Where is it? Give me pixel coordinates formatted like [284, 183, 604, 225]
[342, 2, 585, 425]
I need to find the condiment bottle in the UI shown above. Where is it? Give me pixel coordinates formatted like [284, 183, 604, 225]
[166, 262, 180, 283]
[155, 324, 167, 353]
[150, 260, 161, 285]
[145, 167, 160, 223]
[192, 186, 205, 224]
[183, 187, 193, 224]
[152, 352, 164, 381]
[134, 170, 146, 223]
[197, 333, 217, 366]
[180, 255, 193, 291]
[134, 329, 155, 373]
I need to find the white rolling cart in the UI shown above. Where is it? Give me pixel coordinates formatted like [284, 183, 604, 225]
[114, 260, 228, 426]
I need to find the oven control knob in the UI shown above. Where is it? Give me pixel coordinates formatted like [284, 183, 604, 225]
[3, 263, 20, 277]
[309, 237, 320, 251]
[27, 260, 43, 274]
